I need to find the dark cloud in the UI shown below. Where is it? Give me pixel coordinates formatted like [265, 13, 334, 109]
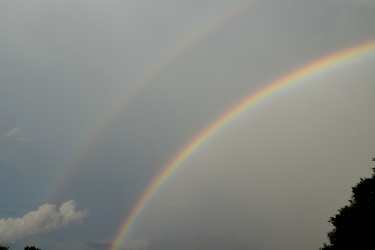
[144, 233, 258, 250]
[85, 242, 113, 250]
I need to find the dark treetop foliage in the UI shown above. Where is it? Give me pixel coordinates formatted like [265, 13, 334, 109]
[320, 166, 375, 249]
[24, 247, 41, 250]
[0, 247, 40, 250]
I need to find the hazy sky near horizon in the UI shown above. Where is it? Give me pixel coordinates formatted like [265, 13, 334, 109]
[1, 0, 375, 249]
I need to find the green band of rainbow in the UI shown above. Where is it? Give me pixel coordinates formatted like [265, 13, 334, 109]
[109, 40, 375, 250]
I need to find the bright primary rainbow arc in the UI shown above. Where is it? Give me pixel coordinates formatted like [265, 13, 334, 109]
[48, 0, 256, 201]
[109, 40, 375, 250]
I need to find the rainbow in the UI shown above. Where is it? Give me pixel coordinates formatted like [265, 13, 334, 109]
[109, 40, 375, 250]
[48, 0, 257, 202]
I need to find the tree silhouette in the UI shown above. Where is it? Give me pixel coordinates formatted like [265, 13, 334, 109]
[320, 164, 375, 249]
[24, 246, 41, 250]
[0, 246, 42, 250]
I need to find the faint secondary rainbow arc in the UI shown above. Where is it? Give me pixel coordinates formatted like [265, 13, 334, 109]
[109, 40, 375, 250]
[48, 0, 258, 201]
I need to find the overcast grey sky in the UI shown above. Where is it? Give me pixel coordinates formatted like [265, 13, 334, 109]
[1, 0, 375, 249]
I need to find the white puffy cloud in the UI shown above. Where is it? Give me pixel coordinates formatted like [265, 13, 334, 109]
[0, 200, 88, 243]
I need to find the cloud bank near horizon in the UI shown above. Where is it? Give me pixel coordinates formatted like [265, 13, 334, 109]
[0, 200, 88, 244]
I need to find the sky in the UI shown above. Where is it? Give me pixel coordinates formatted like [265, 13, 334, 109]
[1, 0, 375, 249]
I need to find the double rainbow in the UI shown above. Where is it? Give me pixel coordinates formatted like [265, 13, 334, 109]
[109, 40, 375, 250]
